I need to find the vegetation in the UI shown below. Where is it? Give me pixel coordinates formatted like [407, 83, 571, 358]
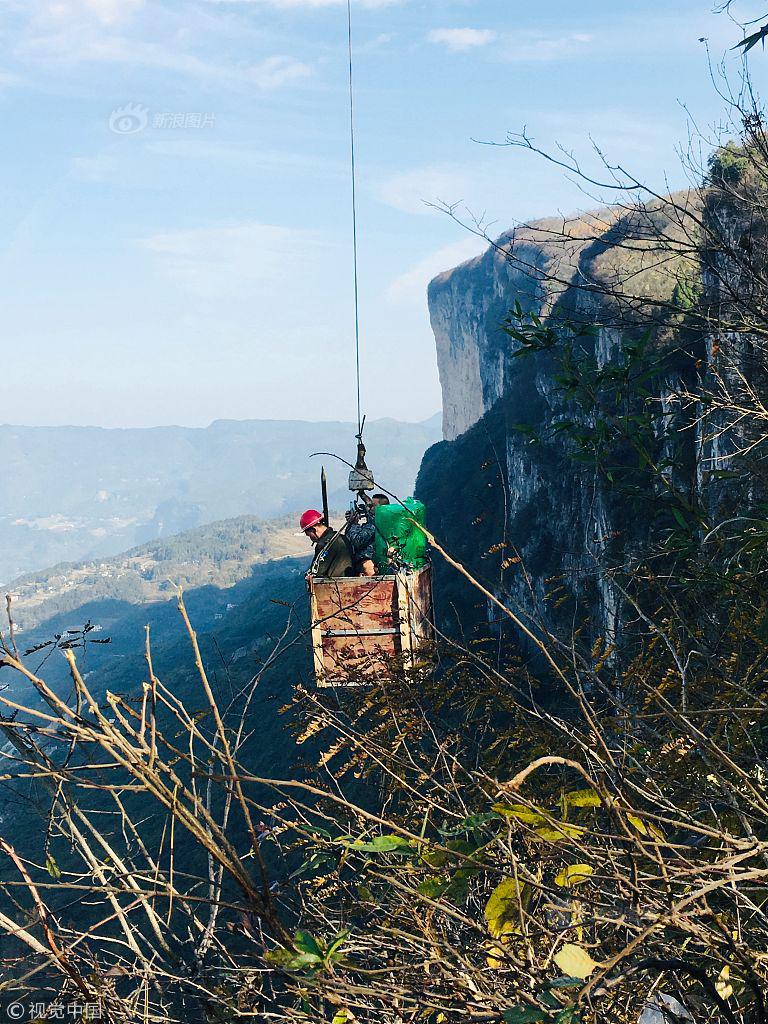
[6, 513, 308, 633]
[4, 51, 768, 1024]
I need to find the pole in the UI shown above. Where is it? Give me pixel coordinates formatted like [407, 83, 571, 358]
[321, 466, 330, 526]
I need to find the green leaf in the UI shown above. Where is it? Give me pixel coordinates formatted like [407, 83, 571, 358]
[265, 946, 322, 972]
[493, 802, 548, 825]
[294, 930, 323, 956]
[326, 930, 349, 960]
[563, 789, 601, 808]
[290, 952, 323, 969]
[534, 823, 585, 843]
[343, 834, 413, 854]
[554, 1007, 581, 1024]
[438, 812, 497, 836]
[503, 1008, 548, 1023]
[417, 875, 449, 899]
[484, 877, 529, 938]
[45, 854, 61, 880]
[357, 884, 375, 904]
[671, 507, 689, 530]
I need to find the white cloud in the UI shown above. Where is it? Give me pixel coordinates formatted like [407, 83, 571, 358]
[205, 0, 403, 8]
[13, 0, 312, 86]
[138, 220, 329, 300]
[387, 237, 487, 306]
[375, 165, 470, 215]
[20, 26, 312, 86]
[500, 31, 593, 62]
[427, 28, 497, 53]
[245, 54, 311, 87]
[36, 0, 145, 26]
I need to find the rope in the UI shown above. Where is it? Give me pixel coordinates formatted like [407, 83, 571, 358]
[346, 0, 362, 437]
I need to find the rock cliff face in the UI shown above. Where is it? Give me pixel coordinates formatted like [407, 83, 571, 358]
[428, 203, 694, 442]
[418, 196, 712, 644]
[429, 219, 584, 442]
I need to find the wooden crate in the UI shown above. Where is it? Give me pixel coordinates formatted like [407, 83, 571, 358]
[309, 565, 434, 687]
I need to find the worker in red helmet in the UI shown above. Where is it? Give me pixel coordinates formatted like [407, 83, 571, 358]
[298, 510, 354, 579]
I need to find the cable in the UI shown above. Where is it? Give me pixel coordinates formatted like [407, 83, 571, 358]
[346, 0, 362, 437]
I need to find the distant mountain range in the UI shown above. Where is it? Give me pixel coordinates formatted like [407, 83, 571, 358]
[4, 513, 311, 633]
[0, 518, 313, 850]
[0, 415, 441, 582]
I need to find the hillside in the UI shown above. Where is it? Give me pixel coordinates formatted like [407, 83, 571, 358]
[0, 513, 320, 836]
[1, 512, 321, 725]
[3, 513, 313, 633]
[0, 414, 441, 582]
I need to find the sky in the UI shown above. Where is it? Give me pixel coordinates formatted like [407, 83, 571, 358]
[0, 0, 765, 429]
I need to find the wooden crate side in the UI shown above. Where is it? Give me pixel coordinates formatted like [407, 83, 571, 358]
[409, 565, 434, 645]
[308, 583, 326, 685]
[320, 632, 398, 684]
[395, 573, 415, 668]
[313, 577, 397, 633]
[311, 568, 433, 686]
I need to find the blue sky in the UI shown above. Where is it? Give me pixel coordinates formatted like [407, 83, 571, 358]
[0, 0, 764, 428]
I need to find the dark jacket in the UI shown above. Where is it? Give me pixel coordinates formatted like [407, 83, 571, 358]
[311, 528, 354, 579]
[346, 520, 376, 566]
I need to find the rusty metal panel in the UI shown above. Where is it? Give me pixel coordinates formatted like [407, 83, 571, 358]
[320, 632, 399, 683]
[313, 577, 397, 634]
[310, 566, 434, 686]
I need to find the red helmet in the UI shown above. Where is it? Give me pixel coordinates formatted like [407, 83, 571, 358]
[299, 509, 324, 533]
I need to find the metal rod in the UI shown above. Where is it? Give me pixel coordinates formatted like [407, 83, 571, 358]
[346, 0, 362, 436]
[321, 465, 330, 526]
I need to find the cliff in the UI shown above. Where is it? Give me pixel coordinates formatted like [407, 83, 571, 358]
[429, 200, 697, 441]
[419, 192, 721, 644]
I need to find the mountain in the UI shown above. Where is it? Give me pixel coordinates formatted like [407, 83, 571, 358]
[1, 515, 319, 805]
[417, 192, 733, 643]
[3, 513, 311, 634]
[0, 414, 441, 582]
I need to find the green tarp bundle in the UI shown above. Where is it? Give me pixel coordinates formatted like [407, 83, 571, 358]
[374, 498, 427, 571]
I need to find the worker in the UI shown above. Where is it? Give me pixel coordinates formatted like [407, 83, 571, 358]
[345, 494, 390, 576]
[298, 510, 354, 579]
[345, 508, 375, 576]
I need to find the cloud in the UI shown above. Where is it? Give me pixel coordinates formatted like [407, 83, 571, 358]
[204, 0, 403, 8]
[375, 165, 471, 215]
[0, 69, 24, 88]
[387, 238, 487, 306]
[138, 220, 330, 301]
[426, 26, 594, 60]
[246, 54, 311, 87]
[13, 1, 312, 86]
[499, 31, 594, 62]
[21, 26, 312, 86]
[427, 27, 497, 53]
[34, 0, 145, 26]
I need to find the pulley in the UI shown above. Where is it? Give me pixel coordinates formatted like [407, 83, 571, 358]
[348, 435, 374, 495]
